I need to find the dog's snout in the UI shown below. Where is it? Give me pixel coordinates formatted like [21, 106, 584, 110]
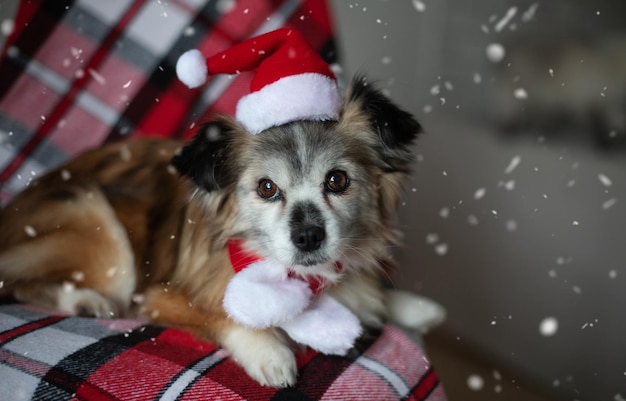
[291, 225, 326, 252]
[290, 202, 326, 253]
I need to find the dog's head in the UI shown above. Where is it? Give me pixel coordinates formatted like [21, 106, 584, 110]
[173, 75, 421, 281]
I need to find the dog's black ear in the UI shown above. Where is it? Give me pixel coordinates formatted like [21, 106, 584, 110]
[347, 75, 422, 167]
[344, 76, 423, 222]
[171, 118, 239, 192]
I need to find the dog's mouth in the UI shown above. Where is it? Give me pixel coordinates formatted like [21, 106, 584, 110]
[289, 255, 344, 290]
[292, 251, 332, 267]
[294, 257, 329, 267]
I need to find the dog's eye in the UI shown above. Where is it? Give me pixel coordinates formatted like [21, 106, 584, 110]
[257, 179, 278, 199]
[325, 170, 350, 193]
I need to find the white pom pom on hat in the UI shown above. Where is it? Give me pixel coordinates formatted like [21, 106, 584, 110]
[176, 49, 208, 88]
[175, 28, 342, 135]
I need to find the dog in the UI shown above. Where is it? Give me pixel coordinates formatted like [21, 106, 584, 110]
[0, 75, 443, 387]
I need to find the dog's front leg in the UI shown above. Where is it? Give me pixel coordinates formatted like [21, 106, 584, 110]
[142, 286, 297, 387]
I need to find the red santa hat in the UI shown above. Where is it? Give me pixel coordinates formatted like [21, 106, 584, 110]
[176, 28, 342, 135]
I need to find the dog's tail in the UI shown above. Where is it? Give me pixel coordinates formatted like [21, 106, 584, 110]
[386, 289, 446, 334]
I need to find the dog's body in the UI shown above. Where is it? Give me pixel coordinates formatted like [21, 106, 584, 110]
[0, 76, 431, 387]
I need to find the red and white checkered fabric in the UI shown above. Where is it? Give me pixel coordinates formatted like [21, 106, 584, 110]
[0, 303, 446, 401]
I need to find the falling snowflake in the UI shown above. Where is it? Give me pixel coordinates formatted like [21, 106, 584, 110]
[24, 225, 37, 237]
[425, 233, 439, 244]
[61, 169, 71, 181]
[434, 243, 448, 256]
[216, 0, 235, 14]
[474, 188, 486, 200]
[598, 173, 612, 187]
[467, 374, 484, 391]
[486, 43, 506, 63]
[494, 6, 517, 32]
[539, 317, 558, 336]
[521, 3, 539, 22]
[513, 88, 528, 99]
[412, 0, 426, 12]
[504, 155, 521, 174]
[62, 281, 75, 293]
[505, 219, 518, 232]
[602, 198, 616, 210]
[439, 207, 450, 219]
[71, 271, 85, 282]
[467, 215, 479, 225]
[1, 19, 14, 36]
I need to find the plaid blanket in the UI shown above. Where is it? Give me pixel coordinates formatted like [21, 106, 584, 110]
[0, 303, 445, 401]
[0, 0, 337, 204]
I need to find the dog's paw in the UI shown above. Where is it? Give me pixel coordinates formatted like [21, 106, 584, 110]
[244, 341, 297, 387]
[14, 283, 119, 318]
[222, 326, 297, 387]
[58, 286, 119, 318]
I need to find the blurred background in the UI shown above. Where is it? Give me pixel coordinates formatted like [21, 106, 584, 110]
[1, 0, 625, 399]
[328, 0, 626, 400]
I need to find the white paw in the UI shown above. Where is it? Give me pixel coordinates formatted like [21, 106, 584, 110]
[244, 342, 297, 387]
[57, 286, 118, 318]
[222, 326, 297, 387]
[281, 295, 362, 356]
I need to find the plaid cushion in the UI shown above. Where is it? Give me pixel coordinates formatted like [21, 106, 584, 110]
[0, 0, 337, 204]
[0, 303, 446, 401]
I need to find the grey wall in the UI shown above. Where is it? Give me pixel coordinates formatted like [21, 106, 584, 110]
[330, 0, 626, 400]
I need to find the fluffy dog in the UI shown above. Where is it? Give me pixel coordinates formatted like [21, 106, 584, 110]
[0, 76, 438, 387]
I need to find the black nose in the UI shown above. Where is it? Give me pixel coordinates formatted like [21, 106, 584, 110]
[291, 225, 326, 252]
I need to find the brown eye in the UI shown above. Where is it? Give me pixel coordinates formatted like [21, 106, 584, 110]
[258, 179, 278, 199]
[325, 170, 350, 193]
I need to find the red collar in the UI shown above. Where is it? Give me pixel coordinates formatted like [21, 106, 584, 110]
[227, 238, 342, 294]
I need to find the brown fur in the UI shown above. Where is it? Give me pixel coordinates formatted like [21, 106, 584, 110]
[0, 76, 422, 387]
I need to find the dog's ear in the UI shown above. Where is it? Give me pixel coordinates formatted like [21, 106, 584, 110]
[343, 75, 422, 171]
[171, 117, 241, 192]
[342, 75, 423, 224]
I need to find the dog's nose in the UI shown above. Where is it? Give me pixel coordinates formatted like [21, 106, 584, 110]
[291, 225, 326, 252]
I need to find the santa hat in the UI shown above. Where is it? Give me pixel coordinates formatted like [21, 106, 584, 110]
[176, 28, 342, 134]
